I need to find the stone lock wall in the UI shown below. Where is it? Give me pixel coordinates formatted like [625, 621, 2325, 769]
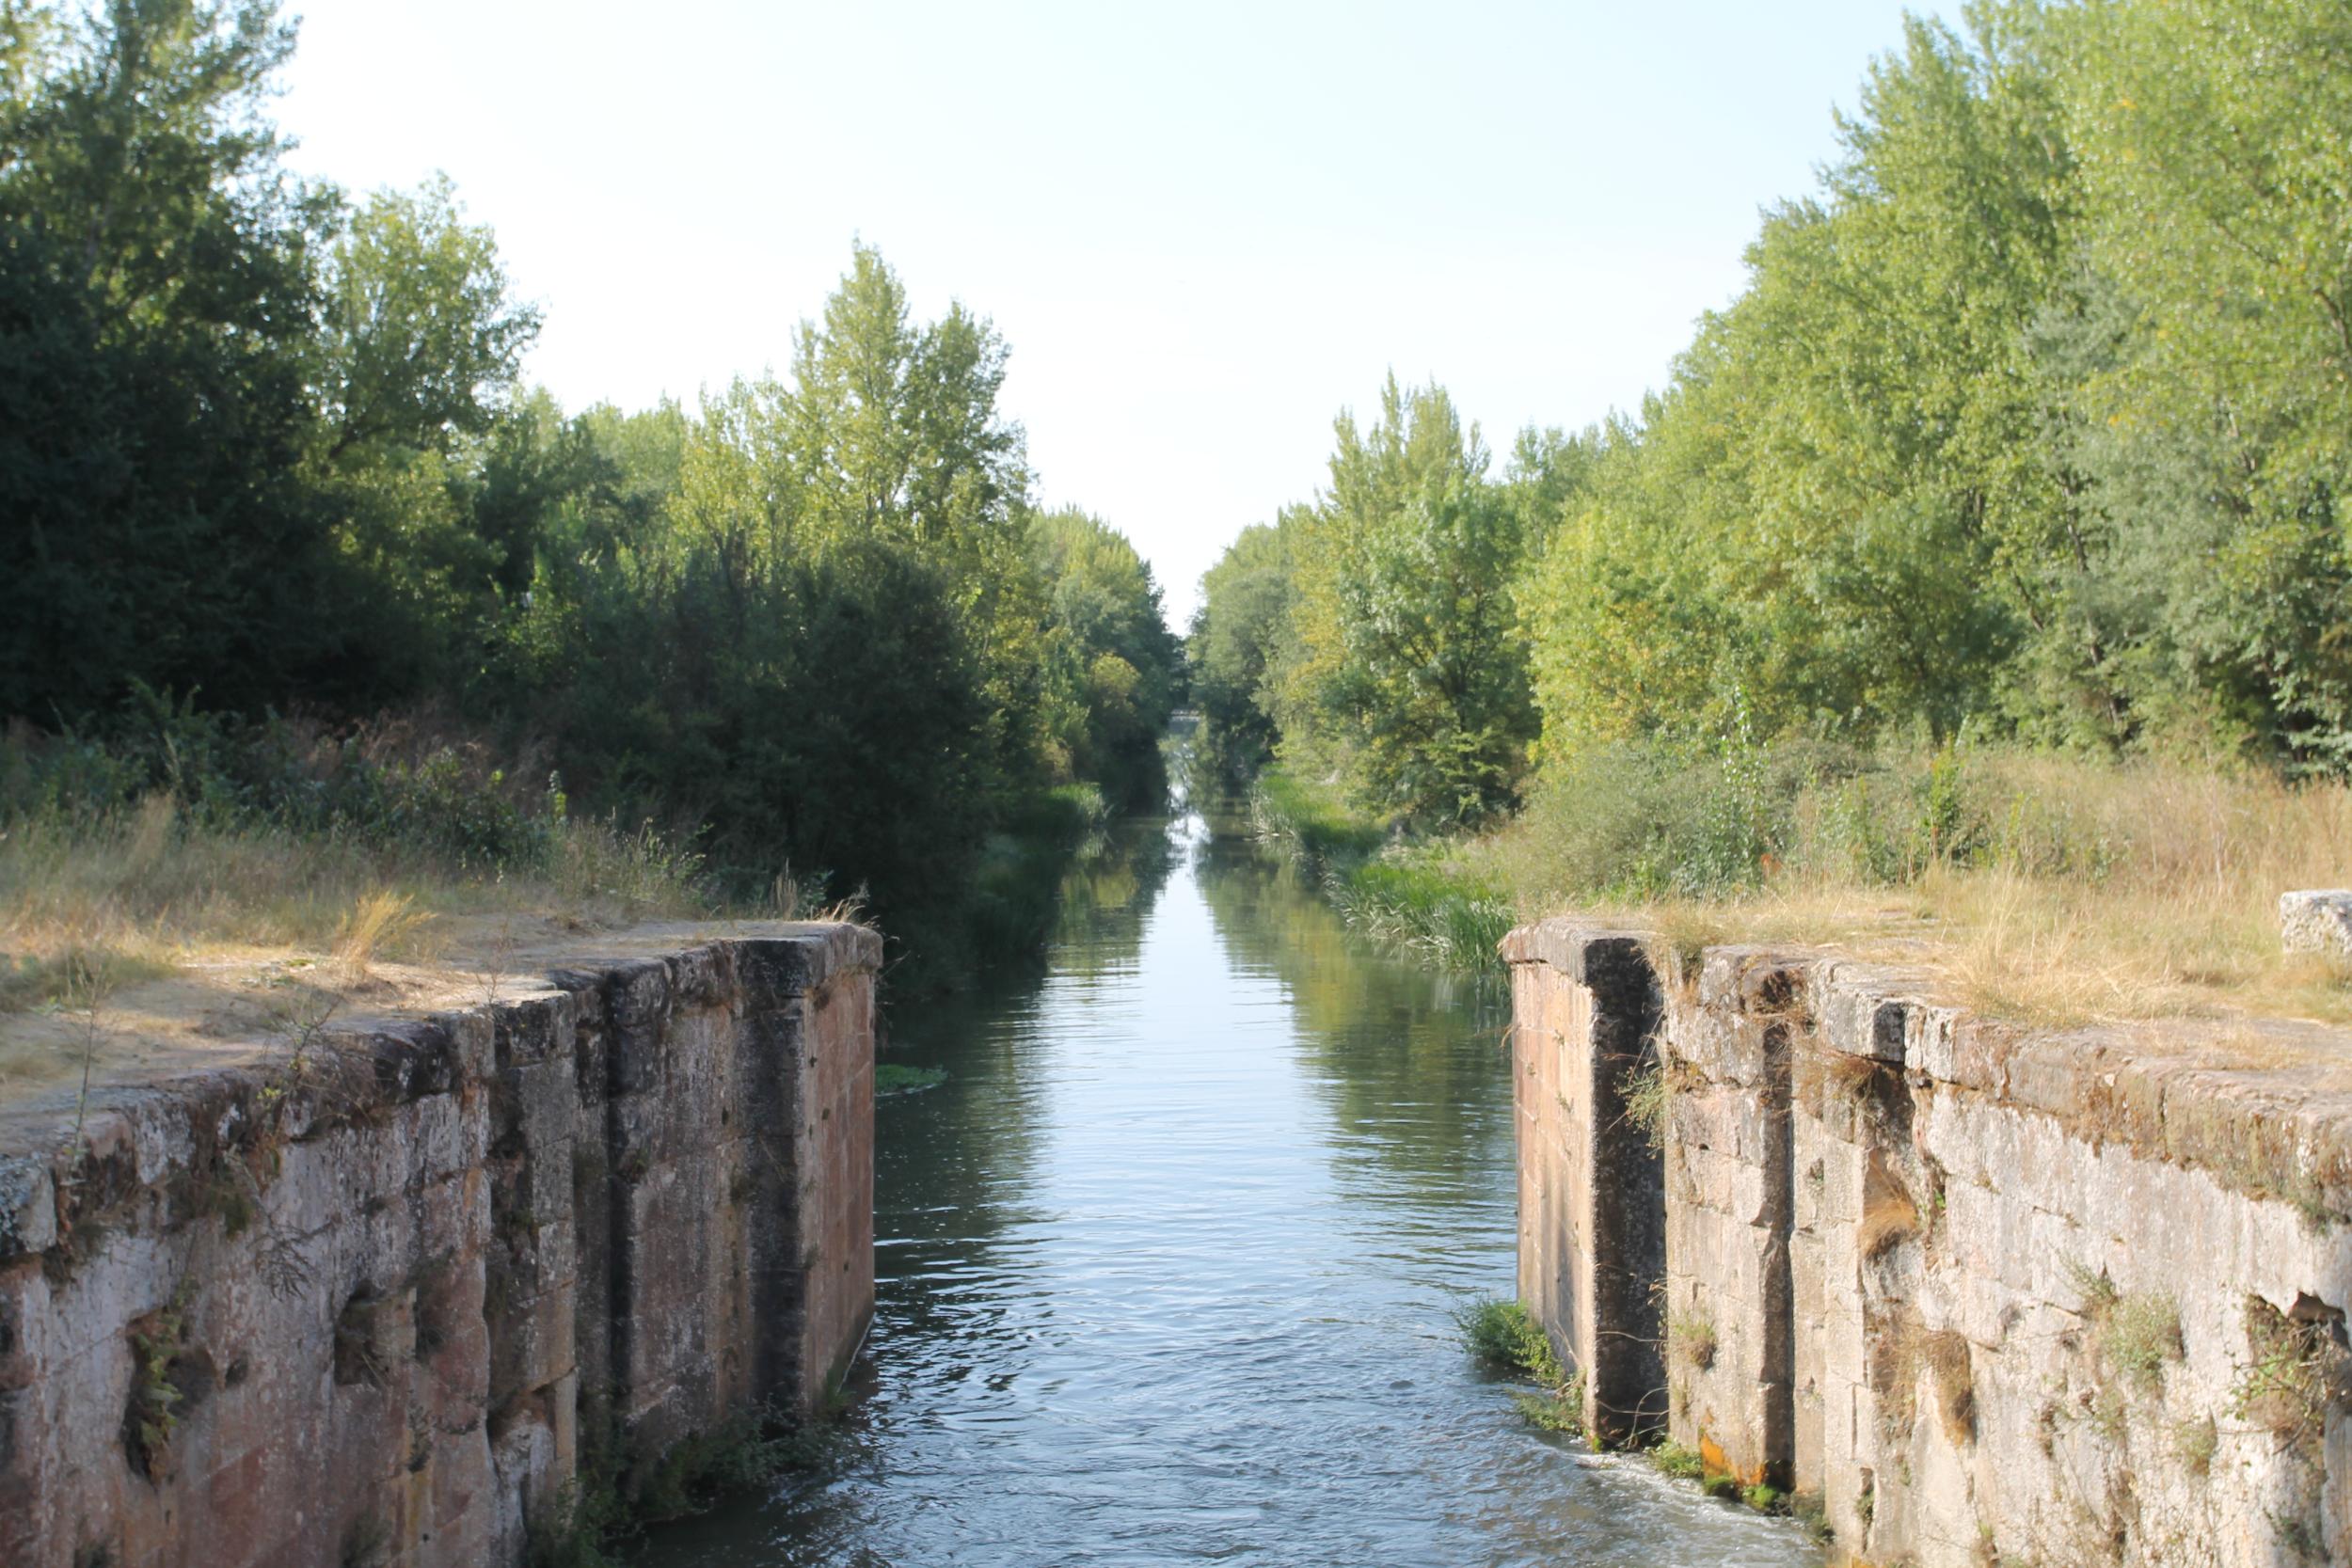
[1507, 918, 2352, 1568]
[0, 925, 879, 1568]
[1503, 924, 1667, 1446]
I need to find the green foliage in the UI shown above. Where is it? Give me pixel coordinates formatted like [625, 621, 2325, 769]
[1323, 859, 1512, 974]
[1249, 768, 1513, 968]
[1619, 1061, 1670, 1155]
[875, 1063, 947, 1096]
[1248, 769, 1386, 863]
[0, 5, 1173, 990]
[2101, 1292, 2185, 1391]
[0, 0, 346, 719]
[1510, 1386, 1584, 1433]
[1198, 0, 2352, 814]
[1459, 1297, 1585, 1435]
[1650, 1441, 1704, 1481]
[1188, 519, 1295, 778]
[1456, 1296, 1566, 1387]
[1029, 507, 1185, 808]
[1274, 378, 1548, 826]
[122, 1282, 196, 1480]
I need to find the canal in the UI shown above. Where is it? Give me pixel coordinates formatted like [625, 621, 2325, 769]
[643, 798, 1820, 1567]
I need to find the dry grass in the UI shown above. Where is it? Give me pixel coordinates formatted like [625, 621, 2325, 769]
[1924, 1330, 1977, 1448]
[0, 797, 712, 1092]
[2, 798, 704, 990]
[1859, 1153, 1922, 1259]
[331, 892, 439, 987]
[1467, 753, 2352, 1030]
[1670, 1307, 1719, 1370]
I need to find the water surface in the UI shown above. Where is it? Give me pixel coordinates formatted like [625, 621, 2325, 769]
[644, 807, 1820, 1568]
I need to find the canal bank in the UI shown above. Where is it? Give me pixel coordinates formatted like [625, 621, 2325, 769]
[641, 806, 1820, 1567]
[0, 924, 880, 1568]
[1507, 918, 2352, 1568]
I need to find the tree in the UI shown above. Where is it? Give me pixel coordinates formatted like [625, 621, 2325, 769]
[2063, 0, 2352, 768]
[0, 0, 342, 720]
[309, 176, 542, 700]
[1028, 505, 1183, 802]
[321, 174, 539, 460]
[1522, 8, 2075, 755]
[1279, 377, 1537, 825]
[1189, 516, 1297, 776]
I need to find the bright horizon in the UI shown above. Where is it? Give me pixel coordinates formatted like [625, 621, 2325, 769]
[277, 1, 1944, 620]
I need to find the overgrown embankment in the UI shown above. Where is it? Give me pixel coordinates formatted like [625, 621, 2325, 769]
[6, 8, 1185, 1022]
[1252, 743, 2352, 1031]
[0, 705, 1110, 1097]
[1246, 770, 1512, 974]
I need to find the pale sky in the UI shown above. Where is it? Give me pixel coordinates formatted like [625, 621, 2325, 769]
[275, 1, 1943, 620]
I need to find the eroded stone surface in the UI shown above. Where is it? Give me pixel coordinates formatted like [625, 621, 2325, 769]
[1507, 916, 2352, 1568]
[2282, 890, 2352, 958]
[1503, 925, 1665, 1444]
[0, 925, 879, 1568]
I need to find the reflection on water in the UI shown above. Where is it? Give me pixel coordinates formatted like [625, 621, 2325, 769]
[641, 803, 1820, 1568]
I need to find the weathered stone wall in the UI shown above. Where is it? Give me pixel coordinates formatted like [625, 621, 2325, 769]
[1508, 918, 2352, 1568]
[0, 925, 879, 1568]
[1502, 923, 1667, 1445]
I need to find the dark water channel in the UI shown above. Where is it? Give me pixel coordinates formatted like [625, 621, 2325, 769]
[643, 802, 1820, 1567]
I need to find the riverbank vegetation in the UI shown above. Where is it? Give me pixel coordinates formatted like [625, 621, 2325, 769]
[1196, 0, 2352, 1027]
[1456, 1297, 1583, 1434]
[0, 0, 1182, 1022]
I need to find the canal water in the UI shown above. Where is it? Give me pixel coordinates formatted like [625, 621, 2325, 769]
[644, 802, 1820, 1567]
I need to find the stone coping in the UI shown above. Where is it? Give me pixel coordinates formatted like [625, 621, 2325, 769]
[1503, 913, 2352, 1224]
[0, 924, 881, 1264]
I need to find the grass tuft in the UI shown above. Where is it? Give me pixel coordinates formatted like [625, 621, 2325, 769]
[1670, 1307, 1718, 1371]
[1457, 1296, 1565, 1386]
[1457, 1296, 1582, 1435]
[1858, 1156, 1921, 1260]
[1619, 1059, 1670, 1153]
[1650, 1440, 1704, 1481]
[331, 891, 436, 986]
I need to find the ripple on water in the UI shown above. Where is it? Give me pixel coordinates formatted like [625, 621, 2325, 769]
[638, 816, 1821, 1568]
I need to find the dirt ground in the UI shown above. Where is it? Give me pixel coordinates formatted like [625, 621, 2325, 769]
[0, 915, 822, 1121]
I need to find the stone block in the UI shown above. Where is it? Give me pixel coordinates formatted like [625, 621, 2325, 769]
[2281, 889, 2352, 958]
[1504, 920, 1667, 1447]
[0, 1155, 55, 1261]
[0, 925, 876, 1568]
[1815, 962, 1913, 1064]
[490, 992, 577, 1072]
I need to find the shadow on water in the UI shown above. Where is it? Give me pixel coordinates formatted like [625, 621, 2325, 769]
[637, 784, 1821, 1568]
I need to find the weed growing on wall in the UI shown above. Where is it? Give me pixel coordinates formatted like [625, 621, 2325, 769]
[1668, 1308, 1718, 1371]
[1457, 1297, 1583, 1436]
[1650, 1441, 1703, 1481]
[1618, 1061, 1670, 1154]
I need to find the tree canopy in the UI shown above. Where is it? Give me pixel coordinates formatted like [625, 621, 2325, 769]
[1196, 0, 2352, 804]
[1, 2, 1180, 969]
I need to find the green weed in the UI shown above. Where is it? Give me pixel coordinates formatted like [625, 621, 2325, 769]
[875, 1063, 948, 1096]
[1651, 1440, 1704, 1481]
[1456, 1297, 1565, 1387]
